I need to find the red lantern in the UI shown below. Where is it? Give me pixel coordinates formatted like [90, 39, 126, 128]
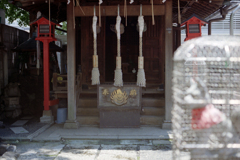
[181, 14, 208, 41]
[30, 15, 60, 111]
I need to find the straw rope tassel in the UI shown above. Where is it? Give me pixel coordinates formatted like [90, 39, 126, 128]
[178, 0, 181, 24]
[114, 5, 123, 87]
[137, 5, 146, 87]
[151, 0, 155, 25]
[124, 0, 127, 26]
[99, 0, 103, 27]
[91, 6, 100, 85]
[76, 0, 85, 15]
[73, 0, 75, 29]
[99, 4, 101, 27]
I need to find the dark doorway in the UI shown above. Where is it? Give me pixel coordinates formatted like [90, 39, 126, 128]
[105, 16, 139, 82]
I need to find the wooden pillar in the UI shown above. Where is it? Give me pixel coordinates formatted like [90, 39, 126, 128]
[64, 1, 79, 128]
[162, 0, 173, 129]
[29, 12, 36, 38]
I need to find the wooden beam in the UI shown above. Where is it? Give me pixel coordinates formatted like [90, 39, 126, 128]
[75, 5, 165, 17]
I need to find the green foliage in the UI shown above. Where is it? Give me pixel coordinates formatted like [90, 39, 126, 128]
[0, 0, 29, 27]
[55, 21, 67, 35]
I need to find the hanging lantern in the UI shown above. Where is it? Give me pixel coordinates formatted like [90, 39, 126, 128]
[30, 15, 60, 114]
[181, 14, 208, 41]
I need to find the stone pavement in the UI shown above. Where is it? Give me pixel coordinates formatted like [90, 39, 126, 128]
[32, 124, 173, 141]
[1, 140, 190, 160]
[0, 124, 191, 159]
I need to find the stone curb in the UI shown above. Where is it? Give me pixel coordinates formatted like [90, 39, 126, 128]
[27, 122, 53, 140]
[0, 122, 53, 141]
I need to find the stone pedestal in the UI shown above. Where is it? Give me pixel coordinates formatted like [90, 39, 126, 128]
[64, 119, 79, 129]
[40, 110, 53, 123]
[162, 121, 172, 129]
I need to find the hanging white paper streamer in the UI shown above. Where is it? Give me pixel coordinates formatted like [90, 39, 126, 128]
[137, 5, 146, 87]
[91, 6, 100, 85]
[114, 5, 123, 87]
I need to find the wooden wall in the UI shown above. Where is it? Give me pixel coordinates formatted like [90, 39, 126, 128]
[142, 16, 165, 84]
[80, 16, 165, 84]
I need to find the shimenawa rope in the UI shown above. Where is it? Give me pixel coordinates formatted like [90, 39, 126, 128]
[137, 4, 146, 87]
[114, 5, 123, 87]
[91, 6, 100, 85]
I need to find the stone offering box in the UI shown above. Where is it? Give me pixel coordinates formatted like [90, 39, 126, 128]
[98, 85, 142, 128]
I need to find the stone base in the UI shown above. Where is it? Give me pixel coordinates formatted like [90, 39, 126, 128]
[64, 119, 79, 129]
[40, 110, 54, 123]
[162, 121, 172, 129]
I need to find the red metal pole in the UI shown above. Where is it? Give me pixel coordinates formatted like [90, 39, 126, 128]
[43, 40, 50, 111]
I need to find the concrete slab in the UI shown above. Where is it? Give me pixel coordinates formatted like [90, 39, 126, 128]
[120, 140, 152, 145]
[33, 124, 173, 141]
[97, 145, 138, 160]
[10, 127, 29, 134]
[11, 120, 28, 126]
[56, 145, 99, 160]
[152, 140, 172, 145]
[10, 141, 177, 160]
[140, 145, 172, 160]
[16, 142, 65, 160]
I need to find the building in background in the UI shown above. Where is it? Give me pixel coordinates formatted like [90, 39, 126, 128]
[181, 4, 240, 42]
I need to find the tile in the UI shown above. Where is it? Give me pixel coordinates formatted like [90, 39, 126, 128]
[10, 127, 29, 134]
[11, 120, 28, 126]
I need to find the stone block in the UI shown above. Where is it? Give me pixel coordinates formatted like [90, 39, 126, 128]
[40, 110, 53, 123]
[152, 140, 171, 145]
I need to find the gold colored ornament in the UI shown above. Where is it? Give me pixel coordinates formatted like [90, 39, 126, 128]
[102, 88, 109, 96]
[130, 89, 137, 97]
[110, 89, 128, 106]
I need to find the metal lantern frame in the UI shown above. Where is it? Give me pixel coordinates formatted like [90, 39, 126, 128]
[172, 36, 240, 160]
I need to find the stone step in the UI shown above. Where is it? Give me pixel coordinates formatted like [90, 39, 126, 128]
[140, 115, 164, 126]
[142, 98, 165, 107]
[78, 98, 165, 108]
[76, 115, 164, 126]
[77, 107, 164, 116]
[78, 98, 97, 108]
[141, 107, 165, 116]
[77, 108, 99, 116]
[77, 116, 99, 125]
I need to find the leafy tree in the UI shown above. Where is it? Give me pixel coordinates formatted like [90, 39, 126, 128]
[55, 21, 67, 35]
[0, 0, 29, 27]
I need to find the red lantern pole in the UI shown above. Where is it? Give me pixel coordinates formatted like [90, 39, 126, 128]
[30, 16, 60, 123]
[43, 39, 50, 111]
